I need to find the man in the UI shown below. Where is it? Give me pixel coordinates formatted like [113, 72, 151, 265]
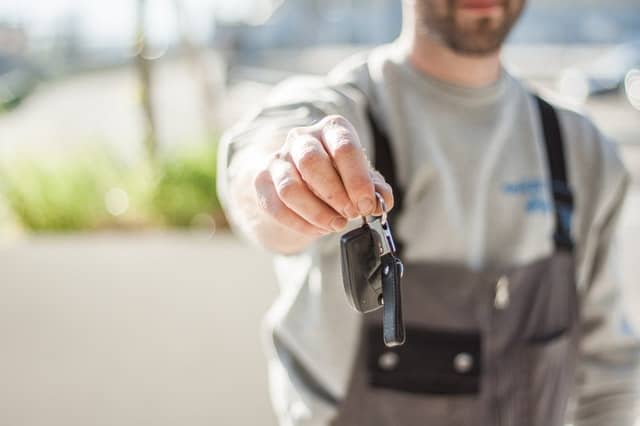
[217, 0, 640, 424]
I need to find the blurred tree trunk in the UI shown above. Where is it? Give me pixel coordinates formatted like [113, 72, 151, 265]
[173, 0, 219, 137]
[135, 0, 158, 159]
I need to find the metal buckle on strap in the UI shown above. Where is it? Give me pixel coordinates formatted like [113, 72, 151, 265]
[550, 180, 574, 251]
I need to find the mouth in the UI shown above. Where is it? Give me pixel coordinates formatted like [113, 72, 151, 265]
[458, 0, 502, 11]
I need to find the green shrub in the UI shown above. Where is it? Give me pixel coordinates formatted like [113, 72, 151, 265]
[0, 151, 122, 231]
[0, 140, 223, 233]
[152, 142, 221, 228]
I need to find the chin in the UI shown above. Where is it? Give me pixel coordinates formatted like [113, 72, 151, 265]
[447, 16, 511, 55]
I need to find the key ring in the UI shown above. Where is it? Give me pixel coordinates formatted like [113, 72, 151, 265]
[360, 192, 398, 258]
[360, 192, 388, 226]
[375, 192, 388, 225]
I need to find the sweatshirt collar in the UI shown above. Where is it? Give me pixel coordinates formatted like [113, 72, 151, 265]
[390, 43, 510, 106]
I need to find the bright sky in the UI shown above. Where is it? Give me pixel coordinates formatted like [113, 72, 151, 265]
[0, 0, 269, 47]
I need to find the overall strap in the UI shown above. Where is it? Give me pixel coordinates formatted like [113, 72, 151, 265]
[368, 106, 405, 256]
[534, 95, 575, 252]
[366, 95, 575, 256]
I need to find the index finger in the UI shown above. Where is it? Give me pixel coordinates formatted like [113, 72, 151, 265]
[317, 115, 376, 216]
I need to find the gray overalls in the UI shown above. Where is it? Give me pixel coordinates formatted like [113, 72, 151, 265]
[331, 96, 580, 426]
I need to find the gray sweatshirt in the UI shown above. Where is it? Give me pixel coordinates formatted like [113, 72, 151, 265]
[218, 43, 640, 425]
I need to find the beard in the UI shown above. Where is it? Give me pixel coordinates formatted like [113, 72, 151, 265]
[415, 0, 525, 56]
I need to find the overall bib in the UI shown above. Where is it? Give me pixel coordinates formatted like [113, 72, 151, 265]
[331, 96, 580, 426]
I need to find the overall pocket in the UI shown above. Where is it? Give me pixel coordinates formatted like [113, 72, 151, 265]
[366, 324, 482, 395]
[358, 324, 484, 426]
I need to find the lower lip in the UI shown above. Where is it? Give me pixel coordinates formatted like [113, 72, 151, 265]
[460, 1, 501, 10]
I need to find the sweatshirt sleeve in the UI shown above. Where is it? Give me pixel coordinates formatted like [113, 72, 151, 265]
[564, 111, 640, 425]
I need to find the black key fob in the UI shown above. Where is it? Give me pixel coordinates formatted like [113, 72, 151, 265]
[340, 223, 383, 313]
[340, 193, 405, 347]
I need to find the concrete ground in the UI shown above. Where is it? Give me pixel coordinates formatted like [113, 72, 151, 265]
[0, 232, 280, 426]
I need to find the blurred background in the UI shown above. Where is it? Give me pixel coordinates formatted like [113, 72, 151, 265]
[0, 0, 638, 425]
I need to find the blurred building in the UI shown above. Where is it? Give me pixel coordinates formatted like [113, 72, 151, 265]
[0, 23, 38, 109]
[510, 0, 640, 44]
[0, 22, 28, 56]
[214, 0, 402, 51]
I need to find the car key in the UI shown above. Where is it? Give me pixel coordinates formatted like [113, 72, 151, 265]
[340, 193, 405, 347]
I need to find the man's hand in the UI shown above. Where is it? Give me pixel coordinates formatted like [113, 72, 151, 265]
[252, 115, 394, 238]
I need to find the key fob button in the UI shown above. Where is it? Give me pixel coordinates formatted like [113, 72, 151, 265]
[378, 351, 400, 371]
[453, 352, 474, 374]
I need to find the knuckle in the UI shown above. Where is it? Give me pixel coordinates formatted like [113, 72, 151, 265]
[324, 189, 341, 203]
[256, 190, 278, 215]
[253, 169, 271, 191]
[290, 222, 310, 235]
[323, 117, 358, 143]
[272, 150, 287, 162]
[296, 147, 326, 172]
[322, 114, 350, 128]
[270, 203, 287, 220]
[332, 139, 359, 160]
[310, 210, 332, 227]
[332, 129, 356, 145]
[275, 177, 303, 199]
[286, 126, 307, 142]
[312, 184, 344, 207]
[298, 224, 322, 237]
[349, 175, 374, 195]
[371, 169, 387, 184]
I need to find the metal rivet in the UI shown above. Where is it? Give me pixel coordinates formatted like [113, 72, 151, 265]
[494, 275, 510, 310]
[453, 352, 473, 373]
[378, 351, 399, 371]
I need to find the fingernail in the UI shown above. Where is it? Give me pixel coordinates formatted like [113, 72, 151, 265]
[330, 217, 348, 231]
[357, 198, 374, 215]
[343, 204, 358, 219]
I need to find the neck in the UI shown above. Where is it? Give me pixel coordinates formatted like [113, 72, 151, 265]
[399, 26, 502, 88]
